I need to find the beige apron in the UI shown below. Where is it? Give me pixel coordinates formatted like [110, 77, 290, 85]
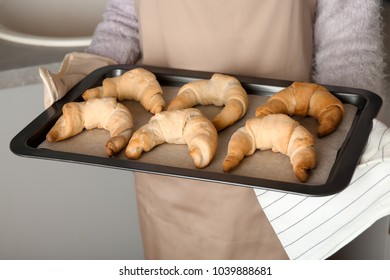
[134, 0, 317, 259]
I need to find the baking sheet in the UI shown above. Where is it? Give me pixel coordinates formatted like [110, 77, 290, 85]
[10, 65, 382, 196]
[38, 86, 357, 186]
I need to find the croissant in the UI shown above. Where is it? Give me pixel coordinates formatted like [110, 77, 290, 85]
[82, 68, 165, 114]
[223, 114, 316, 182]
[125, 108, 218, 168]
[255, 82, 344, 137]
[167, 73, 248, 131]
[46, 97, 133, 157]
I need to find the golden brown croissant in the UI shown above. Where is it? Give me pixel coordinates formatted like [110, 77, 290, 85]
[125, 108, 218, 168]
[46, 97, 133, 157]
[167, 73, 248, 131]
[255, 82, 344, 137]
[223, 114, 316, 182]
[82, 68, 165, 114]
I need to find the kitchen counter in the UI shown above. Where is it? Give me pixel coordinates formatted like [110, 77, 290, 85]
[0, 62, 59, 88]
[0, 37, 84, 72]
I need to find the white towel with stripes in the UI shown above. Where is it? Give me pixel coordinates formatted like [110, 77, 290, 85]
[255, 119, 390, 259]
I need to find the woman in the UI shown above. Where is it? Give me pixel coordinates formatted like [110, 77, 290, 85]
[40, 0, 389, 259]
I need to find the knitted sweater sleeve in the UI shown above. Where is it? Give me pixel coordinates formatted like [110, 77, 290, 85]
[86, 0, 140, 64]
[313, 0, 387, 101]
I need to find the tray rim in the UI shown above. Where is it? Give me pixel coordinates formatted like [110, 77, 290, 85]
[10, 64, 383, 196]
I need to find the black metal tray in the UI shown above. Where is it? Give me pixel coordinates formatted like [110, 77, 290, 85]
[10, 65, 382, 196]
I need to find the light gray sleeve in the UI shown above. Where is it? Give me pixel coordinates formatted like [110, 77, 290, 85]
[313, 0, 387, 101]
[86, 0, 141, 64]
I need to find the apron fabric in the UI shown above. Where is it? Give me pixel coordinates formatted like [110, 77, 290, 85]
[136, 0, 316, 81]
[134, 0, 317, 259]
[136, 174, 289, 259]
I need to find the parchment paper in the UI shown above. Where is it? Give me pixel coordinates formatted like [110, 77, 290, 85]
[39, 86, 357, 185]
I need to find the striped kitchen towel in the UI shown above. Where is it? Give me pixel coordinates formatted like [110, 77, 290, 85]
[255, 119, 390, 259]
